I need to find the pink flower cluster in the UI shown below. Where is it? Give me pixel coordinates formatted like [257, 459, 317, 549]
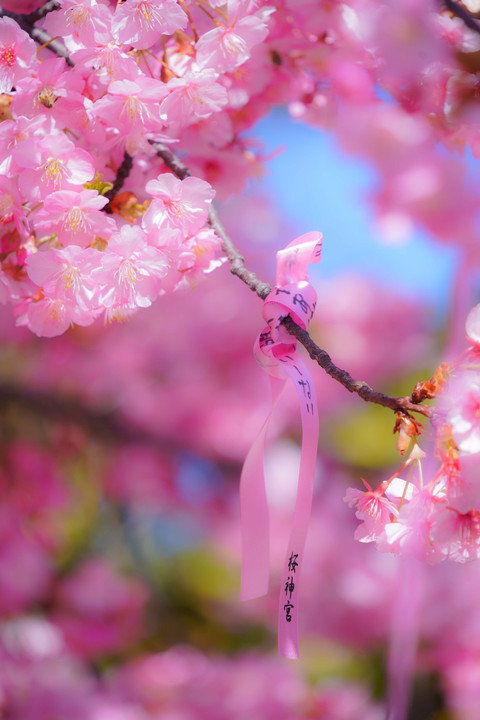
[346, 304, 480, 563]
[3, 0, 480, 338]
[0, 0, 276, 336]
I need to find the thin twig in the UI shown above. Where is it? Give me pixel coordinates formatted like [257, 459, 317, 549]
[281, 317, 432, 418]
[105, 151, 134, 202]
[150, 141, 432, 419]
[443, 0, 480, 34]
[25, 0, 60, 24]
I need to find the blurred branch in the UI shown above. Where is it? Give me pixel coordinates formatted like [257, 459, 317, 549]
[443, 0, 480, 33]
[25, 0, 60, 23]
[0, 381, 240, 472]
[151, 142, 432, 420]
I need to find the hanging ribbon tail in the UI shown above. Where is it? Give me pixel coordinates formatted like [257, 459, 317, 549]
[277, 358, 319, 659]
[240, 230, 323, 656]
[240, 376, 285, 601]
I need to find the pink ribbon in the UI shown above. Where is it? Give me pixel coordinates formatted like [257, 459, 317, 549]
[240, 231, 322, 659]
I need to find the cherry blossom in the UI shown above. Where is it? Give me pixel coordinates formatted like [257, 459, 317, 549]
[159, 68, 229, 127]
[344, 479, 398, 543]
[0, 17, 38, 94]
[35, 190, 115, 247]
[26, 245, 100, 312]
[93, 224, 169, 316]
[196, 2, 274, 73]
[15, 133, 95, 199]
[5, 1, 480, 717]
[111, 0, 188, 49]
[144, 173, 215, 234]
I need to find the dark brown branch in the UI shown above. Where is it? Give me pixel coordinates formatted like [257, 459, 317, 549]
[281, 317, 432, 418]
[150, 141, 432, 419]
[149, 140, 190, 180]
[443, 0, 480, 34]
[0, 6, 73, 66]
[24, 0, 60, 24]
[105, 151, 134, 204]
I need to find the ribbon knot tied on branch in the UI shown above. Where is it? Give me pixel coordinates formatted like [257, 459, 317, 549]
[240, 231, 322, 660]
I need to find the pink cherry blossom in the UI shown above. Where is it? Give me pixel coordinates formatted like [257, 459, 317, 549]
[159, 68, 228, 127]
[15, 133, 95, 200]
[93, 224, 169, 316]
[16, 296, 76, 337]
[0, 177, 23, 230]
[45, 0, 113, 50]
[35, 190, 116, 247]
[26, 245, 100, 312]
[431, 507, 480, 562]
[143, 173, 215, 234]
[0, 17, 38, 93]
[89, 76, 168, 132]
[344, 479, 398, 543]
[466, 302, 480, 346]
[12, 57, 87, 128]
[112, 0, 188, 49]
[196, 4, 273, 73]
[447, 372, 480, 454]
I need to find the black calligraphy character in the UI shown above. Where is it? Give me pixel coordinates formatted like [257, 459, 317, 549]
[284, 601, 294, 622]
[292, 292, 311, 316]
[288, 552, 299, 573]
[284, 576, 295, 599]
[274, 287, 291, 296]
[259, 331, 274, 346]
[297, 378, 311, 400]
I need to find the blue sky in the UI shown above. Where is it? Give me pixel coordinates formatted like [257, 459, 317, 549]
[252, 108, 459, 307]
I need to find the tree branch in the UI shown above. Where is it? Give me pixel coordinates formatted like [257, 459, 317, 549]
[281, 317, 432, 418]
[150, 141, 432, 419]
[150, 140, 272, 299]
[0, 5, 432, 422]
[105, 151, 134, 203]
[0, 381, 240, 473]
[443, 0, 480, 34]
[24, 0, 60, 24]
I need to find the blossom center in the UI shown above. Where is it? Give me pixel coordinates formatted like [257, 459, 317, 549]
[137, 2, 162, 27]
[457, 510, 480, 549]
[117, 259, 138, 286]
[164, 198, 183, 221]
[66, 6, 91, 28]
[463, 390, 480, 423]
[36, 86, 57, 109]
[0, 45, 16, 68]
[62, 207, 89, 235]
[61, 264, 81, 291]
[41, 158, 68, 188]
[0, 194, 14, 223]
[121, 95, 149, 123]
